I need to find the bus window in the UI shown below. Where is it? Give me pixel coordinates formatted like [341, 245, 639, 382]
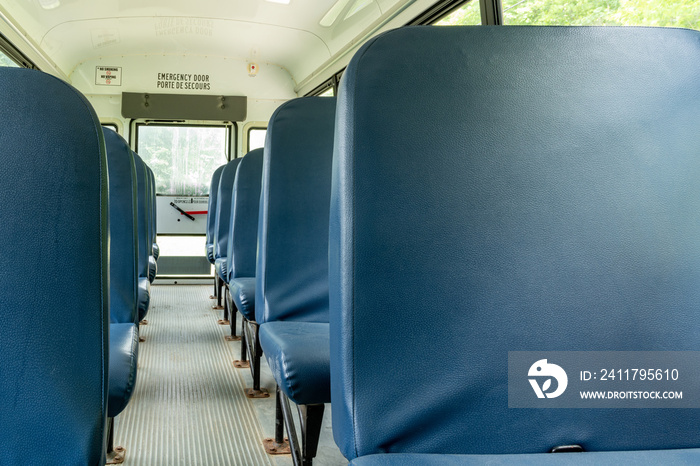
[306, 79, 336, 97]
[135, 123, 232, 279]
[503, 0, 700, 29]
[247, 127, 267, 152]
[0, 49, 20, 67]
[135, 124, 231, 196]
[433, 0, 481, 25]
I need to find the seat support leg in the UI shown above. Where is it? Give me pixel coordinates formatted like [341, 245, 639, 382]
[105, 417, 126, 464]
[213, 275, 224, 309]
[299, 404, 324, 466]
[252, 322, 261, 390]
[276, 386, 286, 444]
[211, 276, 217, 299]
[263, 386, 290, 455]
[243, 321, 268, 398]
[223, 286, 229, 322]
[234, 317, 249, 364]
[217, 285, 230, 325]
[233, 314, 250, 369]
[279, 389, 324, 466]
[228, 287, 237, 333]
[224, 291, 240, 339]
[240, 318, 248, 362]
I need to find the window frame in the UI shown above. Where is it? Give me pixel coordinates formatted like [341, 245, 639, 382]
[413, 0, 483, 25]
[305, 69, 344, 97]
[0, 32, 36, 68]
[246, 126, 268, 153]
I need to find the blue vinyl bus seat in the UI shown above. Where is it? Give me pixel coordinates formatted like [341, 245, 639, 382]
[145, 165, 157, 283]
[206, 164, 226, 264]
[225, 149, 264, 393]
[147, 166, 159, 261]
[206, 164, 226, 301]
[256, 97, 337, 464]
[104, 127, 139, 325]
[213, 158, 242, 315]
[103, 127, 139, 425]
[330, 26, 700, 463]
[0, 67, 109, 464]
[133, 152, 151, 321]
[227, 148, 264, 305]
[228, 149, 264, 322]
[213, 158, 242, 284]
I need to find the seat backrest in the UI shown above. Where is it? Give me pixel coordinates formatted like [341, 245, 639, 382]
[133, 152, 150, 279]
[227, 148, 264, 282]
[0, 67, 109, 464]
[213, 158, 241, 261]
[256, 97, 336, 324]
[104, 127, 139, 324]
[146, 166, 157, 250]
[330, 26, 700, 459]
[206, 164, 226, 259]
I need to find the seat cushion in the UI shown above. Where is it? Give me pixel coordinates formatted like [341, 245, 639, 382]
[230, 277, 256, 321]
[259, 321, 330, 405]
[108, 323, 139, 418]
[350, 450, 700, 465]
[152, 243, 160, 261]
[137, 277, 150, 321]
[148, 255, 157, 283]
[215, 257, 228, 284]
[206, 244, 215, 264]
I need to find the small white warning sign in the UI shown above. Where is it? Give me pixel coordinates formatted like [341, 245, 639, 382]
[95, 66, 122, 86]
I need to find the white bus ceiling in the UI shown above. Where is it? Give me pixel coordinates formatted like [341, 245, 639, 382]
[0, 0, 441, 139]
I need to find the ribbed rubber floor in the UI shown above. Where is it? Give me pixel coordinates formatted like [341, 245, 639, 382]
[114, 285, 274, 466]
